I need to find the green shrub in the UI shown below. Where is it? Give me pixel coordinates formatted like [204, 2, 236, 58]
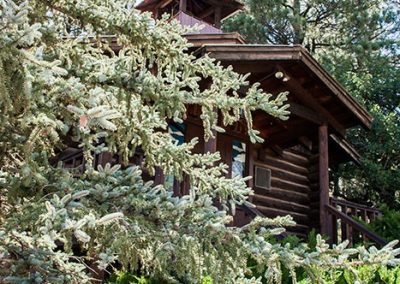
[366, 205, 400, 242]
[107, 271, 152, 284]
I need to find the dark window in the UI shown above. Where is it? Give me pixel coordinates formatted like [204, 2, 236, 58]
[231, 140, 246, 178]
[165, 122, 186, 191]
[255, 166, 271, 190]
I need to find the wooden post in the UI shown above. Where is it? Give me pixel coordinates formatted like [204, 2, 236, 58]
[179, 0, 187, 12]
[204, 131, 217, 154]
[214, 6, 222, 28]
[331, 214, 338, 244]
[245, 142, 254, 202]
[319, 124, 330, 237]
[204, 109, 218, 154]
[341, 205, 348, 242]
[154, 167, 164, 185]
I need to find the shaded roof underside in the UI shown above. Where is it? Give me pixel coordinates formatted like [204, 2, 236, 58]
[196, 44, 373, 131]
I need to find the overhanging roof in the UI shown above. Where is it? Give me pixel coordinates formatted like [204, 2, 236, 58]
[195, 44, 373, 130]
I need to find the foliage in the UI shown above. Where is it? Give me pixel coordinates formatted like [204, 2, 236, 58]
[224, 0, 399, 52]
[364, 205, 400, 242]
[108, 271, 152, 284]
[337, 105, 400, 207]
[108, 265, 400, 284]
[0, 0, 399, 283]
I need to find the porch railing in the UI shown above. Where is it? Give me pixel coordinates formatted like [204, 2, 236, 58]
[327, 197, 386, 247]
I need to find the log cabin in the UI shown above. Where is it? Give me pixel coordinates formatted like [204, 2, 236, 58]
[59, 0, 387, 246]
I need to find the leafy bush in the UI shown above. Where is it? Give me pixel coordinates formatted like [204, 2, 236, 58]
[366, 205, 400, 242]
[107, 271, 152, 284]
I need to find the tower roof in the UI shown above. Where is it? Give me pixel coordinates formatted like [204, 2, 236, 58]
[136, 0, 243, 26]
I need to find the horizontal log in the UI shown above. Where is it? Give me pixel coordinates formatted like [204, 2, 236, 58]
[286, 223, 309, 235]
[256, 205, 310, 224]
[283, 150, 310, 164]
[257, 163, 309, 185]
[260, 148, 310, 167]
[253, 194, 310, 214]
[271, 177, 310, 194]
[254, 187, 310, 205]
[257, 156, 309, 175]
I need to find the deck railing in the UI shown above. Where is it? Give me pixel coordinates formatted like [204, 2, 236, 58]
[327, 197, 386, 247]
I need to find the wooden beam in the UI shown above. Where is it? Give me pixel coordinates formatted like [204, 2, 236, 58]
[246, 142, 254, 201]
[265, 122, 316, 146]
[329, 134, 361, 165]
[214, 6, 221, 28]
[289, 102, 324, 125]
[284, 77, 347, 137]
[198, 6, 215, 18]
[179, 0, 187, 12]
[155, 0, 173, 9]
[154, 167, 164, 185]
[326, 204, 387, 247]
[319, 124, 330, 237]
[204, 110, 217, 154]
[204, 133, 217, 153]
[298, 136, 312, 151]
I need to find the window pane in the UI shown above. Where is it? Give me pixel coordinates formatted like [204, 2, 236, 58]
[165, 123, 186, 190]
[232, 140, 246, 178]
[168, 123, 186, 144]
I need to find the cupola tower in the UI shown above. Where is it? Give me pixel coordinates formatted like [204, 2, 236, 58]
[136, 0, 243, 33]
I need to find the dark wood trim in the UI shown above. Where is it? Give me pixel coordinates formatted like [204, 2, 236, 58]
[326, 204, 387, 247]
[185, 33, 245, 47]
[154, 167, 164, 185]
[185, 116, 250, 142]
[289, 102, 324, 125]
[204, 132, 217, 153]
[246, 142, 255, 201]
[198, 6, 215, 19]
[197, 45, 373, 129]
[214, 6, 221, 28]
[179, 0, 187, 12]
[284, 76, 346, 137]
[329, 134, 361, 165]
[319, 124, 330, 236]
[330, 197, 381, 214]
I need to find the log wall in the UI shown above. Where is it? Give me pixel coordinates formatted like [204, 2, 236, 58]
[252, 146, 317, 237]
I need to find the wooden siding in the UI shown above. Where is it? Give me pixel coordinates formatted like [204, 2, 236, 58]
[252, 147, 312, 236]
[173, 11, 222, 34]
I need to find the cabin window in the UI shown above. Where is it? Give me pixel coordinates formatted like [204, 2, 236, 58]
[164, 122, 186, 191]
[255, 165, 271, 190]
[231, 140, 246, 178]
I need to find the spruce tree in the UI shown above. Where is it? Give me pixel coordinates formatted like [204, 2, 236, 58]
[0, 1, 399, 283]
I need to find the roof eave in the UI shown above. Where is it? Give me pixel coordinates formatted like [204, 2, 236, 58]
[197, 44, 373, 130]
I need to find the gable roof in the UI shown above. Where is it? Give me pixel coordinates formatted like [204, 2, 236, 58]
[195, 44, 373, 130]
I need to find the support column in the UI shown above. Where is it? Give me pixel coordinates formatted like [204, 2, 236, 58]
[204, 107, 218, 154]
[214, 6, 222, 28]
[179, 0, 187, 12]
[204, 130, 217, 154]
[245, 142, 254, 202]
[319, 124, 330, 236]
